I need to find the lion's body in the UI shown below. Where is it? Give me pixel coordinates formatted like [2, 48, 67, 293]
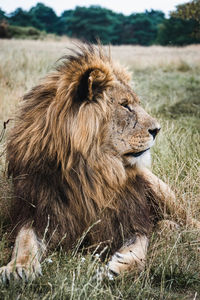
[7, 45, 160, 254]
[1, 45, 198, 280]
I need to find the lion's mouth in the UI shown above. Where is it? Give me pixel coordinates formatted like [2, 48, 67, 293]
[124, 148, 150, 158]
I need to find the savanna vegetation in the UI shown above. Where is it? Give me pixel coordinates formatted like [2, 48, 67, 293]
[0, 39, 199, 299]
[0, 0, 200, 45]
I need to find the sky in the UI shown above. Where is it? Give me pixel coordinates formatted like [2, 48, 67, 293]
[0, 0, 187, 16]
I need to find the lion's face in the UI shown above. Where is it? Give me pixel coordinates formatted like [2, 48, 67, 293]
[106, 82, 160, 166]
[55, 47, 160, 170]
[69, 75, 160, 169]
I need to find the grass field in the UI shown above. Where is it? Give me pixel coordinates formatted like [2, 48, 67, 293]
[0, 39, 200, 299]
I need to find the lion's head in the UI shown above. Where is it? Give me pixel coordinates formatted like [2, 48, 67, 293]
[51, 45, 160, 175]
[7, 45, 161, 251]
[9, 45, 160, 182]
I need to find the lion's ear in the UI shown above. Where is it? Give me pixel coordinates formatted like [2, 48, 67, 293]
[88, 69, 112, 100]
[76, 68, 113, 102]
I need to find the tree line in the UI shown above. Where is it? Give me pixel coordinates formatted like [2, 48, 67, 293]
[0, 1, 199, 45]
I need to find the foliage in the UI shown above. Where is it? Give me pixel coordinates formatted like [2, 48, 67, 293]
[157, 17, 200, 45]
[0, 2, 200, 44]
[0, 4, 165, 44]
[60, 6, 119, 44]
[157, 0, 200, 45]
[9, 3, 59, 33]
[120, 10, 165, 45]
[171, 0, 200, 38]
[0, 8, 6, 21]
[0, 21, 45, 39]
[29, 3, 58, 33]
[9, 8, 33, 27]
[171, 0, 200, 22]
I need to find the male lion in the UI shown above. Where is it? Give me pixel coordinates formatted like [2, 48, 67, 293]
[0, 44, 199, 280]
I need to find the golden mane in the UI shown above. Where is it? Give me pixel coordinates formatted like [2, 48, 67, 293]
[7, 45, 160, 254]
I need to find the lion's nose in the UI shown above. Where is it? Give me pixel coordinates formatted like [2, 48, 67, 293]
[148, 127, 161, 139]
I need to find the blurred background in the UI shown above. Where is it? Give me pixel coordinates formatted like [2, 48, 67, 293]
[0, 0, 199, 45]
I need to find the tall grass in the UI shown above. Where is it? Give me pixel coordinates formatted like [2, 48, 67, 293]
[0, 39, 200, 299]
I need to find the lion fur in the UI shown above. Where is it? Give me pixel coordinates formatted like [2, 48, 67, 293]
[7, 45, 160, 254]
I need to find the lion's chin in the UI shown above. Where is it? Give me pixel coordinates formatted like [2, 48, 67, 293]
[126, 149, 151, 169]
[124, 148, 150, 158]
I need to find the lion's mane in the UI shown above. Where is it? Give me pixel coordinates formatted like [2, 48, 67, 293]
[7, 45, 159, 254]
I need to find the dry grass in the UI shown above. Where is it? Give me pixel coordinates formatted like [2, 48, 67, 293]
[111, 44, 200, 70]
[0, 39, 200, 120]
[0, 39, 200, 299]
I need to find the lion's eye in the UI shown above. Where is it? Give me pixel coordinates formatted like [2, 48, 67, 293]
[121, 102, 132, 112]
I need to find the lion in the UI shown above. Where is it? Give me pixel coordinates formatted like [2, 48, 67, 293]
[0, 44, 199, 281]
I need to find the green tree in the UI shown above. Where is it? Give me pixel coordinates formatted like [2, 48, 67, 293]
[3, 2, 200, 46]
[121, 10, 165, 45]
[0, 8, 7, 21]
[56, 10, 73, 35]
[9, 8, 33, 27]
[60, 6, 164, 45]
[29, 3, 58, 33]
[157, 17, 200, 45]
[171, 0, 200, 22]
[171, 0, 200, 37]
[62, 6, 121, 44]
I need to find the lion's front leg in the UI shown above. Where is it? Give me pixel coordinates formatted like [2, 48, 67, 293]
[0, 226, 45, 281]
[108, 234, 148, 276]
[139, 167, 200, 229]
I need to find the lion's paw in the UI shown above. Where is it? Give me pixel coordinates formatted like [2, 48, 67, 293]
[0, 262, 42, 283]
[108, 251, 145, 275]
[107, 252, 127, 276]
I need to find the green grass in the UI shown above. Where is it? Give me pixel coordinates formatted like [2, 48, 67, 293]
[0, 40, 200, 299]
